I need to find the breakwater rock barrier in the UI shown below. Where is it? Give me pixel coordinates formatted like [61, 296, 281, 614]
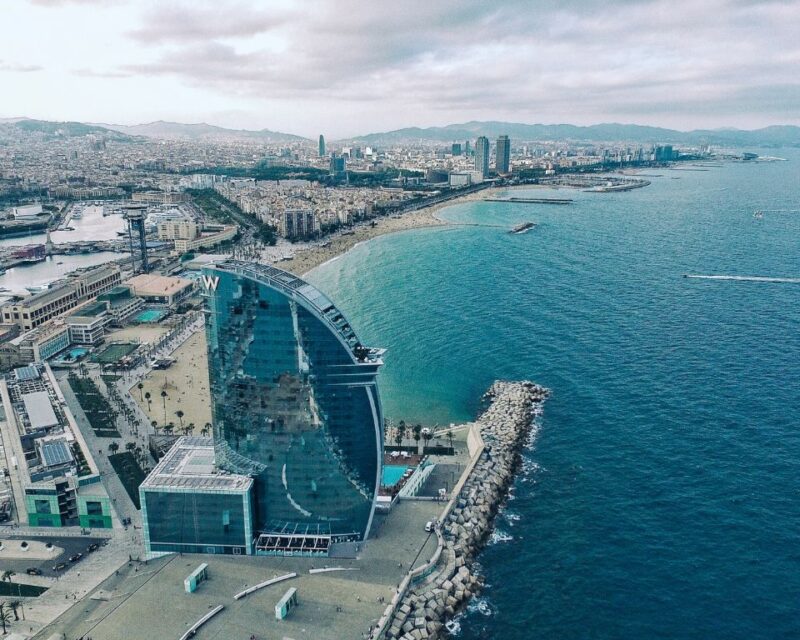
[375, 380, 550, 640]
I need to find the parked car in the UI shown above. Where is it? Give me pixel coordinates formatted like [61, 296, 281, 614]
[53, 562, 67, 572]
[425, 521, 435, 533]
[69, 553, 82, 563]
[26, 567, 42, 576]
[87, 542, 99, 553]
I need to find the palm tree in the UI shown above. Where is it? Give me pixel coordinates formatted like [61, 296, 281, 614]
[7, 601, 20, 622]
[447, 431, 455, 453]
[186, 422, 195, 436]
[163, 423, 174, 436]
[201, 422, 212, 437]
[108, 442, 120, 455]
[175, 410, 185, 429]
[137, 382, 144, 401]
[398, 420, 407, 446]
[0, 571, 14, 584]
[412, 425, 422, 453]
[144, 391, 152, 412]
[125, 442, 136, 453]
[151, 420, 160, 435]
[422, 430, 433, 451]
[0, 603, 11, 635]
[160, 390, 168, 424]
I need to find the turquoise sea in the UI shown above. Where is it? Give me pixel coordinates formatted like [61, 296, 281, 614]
[308, 151, 800, 639]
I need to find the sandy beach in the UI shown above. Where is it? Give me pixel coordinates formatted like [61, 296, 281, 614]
[129, 188, 501, 423]
[131, 330, 212, 432]
[277, 188, 497, 276]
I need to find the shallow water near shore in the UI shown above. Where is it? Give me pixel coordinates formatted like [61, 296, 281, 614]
[308, 151, 800, 639]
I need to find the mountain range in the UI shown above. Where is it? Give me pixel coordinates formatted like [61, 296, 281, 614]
[348, 121, 800, 147]
[96, 120, 307, 143]
[2, 117, 799, 147]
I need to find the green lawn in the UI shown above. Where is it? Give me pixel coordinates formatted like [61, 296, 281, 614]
[108, 452, 145, 509]
[91, 342, 138, 364]
[68, 374, 121, 438]
[0, 582, 48, 597]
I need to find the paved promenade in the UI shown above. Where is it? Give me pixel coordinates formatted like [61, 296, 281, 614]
[35, 501, 442, 640]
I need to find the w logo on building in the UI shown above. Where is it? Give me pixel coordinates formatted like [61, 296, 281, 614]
[201, 275, 219, 291]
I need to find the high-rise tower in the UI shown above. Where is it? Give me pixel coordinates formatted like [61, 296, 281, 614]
[123, 205, 149, 274]
[318, 134, 326, 157]
[204, 261, 385, 550]
[496, 135, 510, 175]
[475, 136, 490, 177]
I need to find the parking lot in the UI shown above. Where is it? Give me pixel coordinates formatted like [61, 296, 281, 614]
[0, 534, 109, 579]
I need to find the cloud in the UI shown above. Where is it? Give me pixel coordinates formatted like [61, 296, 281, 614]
[122, 0, 800, 121]
[19, 0, 799, 131]
[72, 68, 131, 79]
[128, 2, 288, 42]
[29, 0, 120, 6]
[0, 60, 43, 73]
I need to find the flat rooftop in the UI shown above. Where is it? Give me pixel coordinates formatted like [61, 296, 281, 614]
[22, 390, 59, 430]
[140, 436, 252, 493]
[127, 273, 193, 297]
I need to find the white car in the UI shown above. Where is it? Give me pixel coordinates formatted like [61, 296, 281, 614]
[425, 521, 434, 532]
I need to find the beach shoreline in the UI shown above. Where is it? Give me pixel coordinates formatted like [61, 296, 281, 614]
[273, 186, 504, 277]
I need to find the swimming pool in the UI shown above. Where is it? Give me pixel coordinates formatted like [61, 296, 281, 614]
[53, 347, 89, 363]
[135, 309, 167, 323]
[382, 465, 409, 487]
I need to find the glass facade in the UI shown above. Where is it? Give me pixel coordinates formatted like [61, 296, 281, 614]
[203, 262, 384, 542]
[141, 488, 251, 555]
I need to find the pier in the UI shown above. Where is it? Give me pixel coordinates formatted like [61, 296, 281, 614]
[485, 196, 573, 204]
[375, 381, 550, 640]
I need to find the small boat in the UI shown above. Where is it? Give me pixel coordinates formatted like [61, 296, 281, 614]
[753, 210, 764, 219]
[510, 222, 536, 234]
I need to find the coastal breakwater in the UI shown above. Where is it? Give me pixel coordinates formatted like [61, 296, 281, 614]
[376, 380, 550, 640]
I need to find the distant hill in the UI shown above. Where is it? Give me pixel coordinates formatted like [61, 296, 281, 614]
[100, 120, 308, 143]
[3, 119, 132, 140]
[347, 121, 800, 147]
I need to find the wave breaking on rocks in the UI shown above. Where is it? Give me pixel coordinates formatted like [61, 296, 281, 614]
[377, 380, 550, 640]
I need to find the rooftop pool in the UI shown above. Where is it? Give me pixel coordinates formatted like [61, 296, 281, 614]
[382, 465, 410, 488]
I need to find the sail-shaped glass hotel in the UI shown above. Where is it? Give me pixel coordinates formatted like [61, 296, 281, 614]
[207, 260, 385, 552]
[141, 260, 384, 556]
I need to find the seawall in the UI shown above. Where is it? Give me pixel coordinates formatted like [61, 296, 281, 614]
[375, 380, 550, 640]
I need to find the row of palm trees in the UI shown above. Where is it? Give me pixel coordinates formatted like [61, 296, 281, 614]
[107, 441, 150, 471]
[386, 420, 456, 453]
[0, 571, 24, 635]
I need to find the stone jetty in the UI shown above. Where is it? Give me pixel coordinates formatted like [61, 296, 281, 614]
[378, 380, 550, 640]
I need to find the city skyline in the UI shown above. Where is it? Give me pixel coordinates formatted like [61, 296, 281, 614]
[2, 0, 799, 138]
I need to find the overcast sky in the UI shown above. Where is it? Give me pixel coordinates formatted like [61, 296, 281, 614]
[1, 0, 799, 138]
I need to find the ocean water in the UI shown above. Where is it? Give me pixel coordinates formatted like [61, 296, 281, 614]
[308, 151, 800, 639]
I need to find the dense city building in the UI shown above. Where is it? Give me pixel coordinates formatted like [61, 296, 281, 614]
[0, 264, 122, 330]
[0, 363, 113, 528]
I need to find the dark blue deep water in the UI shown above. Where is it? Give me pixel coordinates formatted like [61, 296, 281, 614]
[308, 151, 800, 639]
